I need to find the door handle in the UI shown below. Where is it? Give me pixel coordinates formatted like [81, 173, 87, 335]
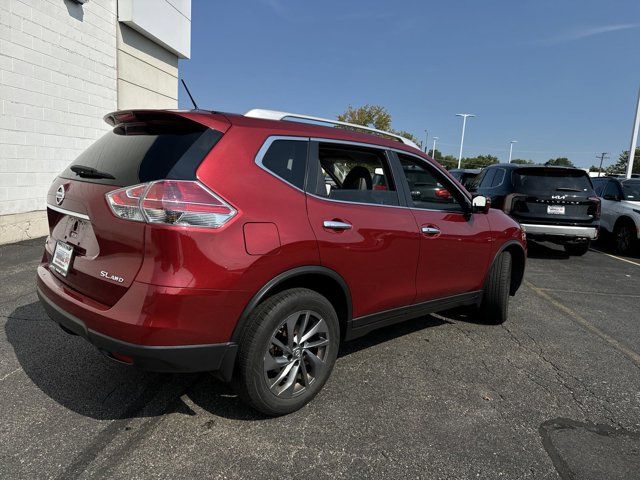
[324, 220, 352, 231]
[421, 226, 441, 236]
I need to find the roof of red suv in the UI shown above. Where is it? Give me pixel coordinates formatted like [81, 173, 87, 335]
[104, 108, 428, 159]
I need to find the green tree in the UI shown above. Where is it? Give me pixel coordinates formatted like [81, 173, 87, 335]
[607, 148, 640, 175]
[337, 104, 421, 148]
[436, 155, 458, 170]
[545, 157, 575, 167]
[337, 104, 392, 130]
[510, 158, 535, 165]
[427, 149, 443, 160]
[463, 155, 499, 169]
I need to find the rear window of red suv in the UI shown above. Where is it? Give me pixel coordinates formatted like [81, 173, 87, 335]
[60, 123, 222, 187]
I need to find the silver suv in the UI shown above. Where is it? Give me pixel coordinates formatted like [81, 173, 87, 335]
[592, 177, 640, 254]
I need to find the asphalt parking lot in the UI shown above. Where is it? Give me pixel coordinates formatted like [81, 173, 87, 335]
[1, 238, 639, 480]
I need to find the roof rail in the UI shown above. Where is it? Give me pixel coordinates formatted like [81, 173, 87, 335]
[244, 109, 420, 150]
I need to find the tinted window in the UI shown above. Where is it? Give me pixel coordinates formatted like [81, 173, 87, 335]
[61, 125, 221, 187]
[622, 180, 640, 200]
[592, 177, 607, 195]
[397, 154, 465, 211]
[261, 140, 309, 189]
[311, 142, 398, 206]
[479, 169, 497, 188]
[603, 181, 621, 200]
[513, 169, 594, 194]
[491, 168, 506, 187]
[460, 172, 479, 189]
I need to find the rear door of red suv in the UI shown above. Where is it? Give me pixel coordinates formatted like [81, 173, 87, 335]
[44, 111, 228, 307]
[304, 139, 420, 318]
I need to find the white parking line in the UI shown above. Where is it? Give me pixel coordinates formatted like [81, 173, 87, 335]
[0, 368, 21, 382]
[589, 248, 640, 267]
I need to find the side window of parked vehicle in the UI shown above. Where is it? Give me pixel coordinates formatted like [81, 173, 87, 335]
[396, 153, 465, 211]
[478, 168, 497, 189]
[491, 168, 506, 187]
[260, 139, 309, 189]
[308, 142, 399, 206]
[592, 178, 606, 195]
[603, 181, 621, 200]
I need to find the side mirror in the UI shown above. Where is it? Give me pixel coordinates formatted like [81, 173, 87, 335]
[472, 195, 491, 214]
[603, 194, 619, 202]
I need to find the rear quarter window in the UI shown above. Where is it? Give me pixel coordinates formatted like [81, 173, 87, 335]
[260, 139, 309, 189]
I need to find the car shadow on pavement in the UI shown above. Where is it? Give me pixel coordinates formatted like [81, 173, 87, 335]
[526, 241, 570, 260]
[6, 302, 450, 422]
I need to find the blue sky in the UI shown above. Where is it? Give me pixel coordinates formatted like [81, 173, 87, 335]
[179, 0, 640, 168]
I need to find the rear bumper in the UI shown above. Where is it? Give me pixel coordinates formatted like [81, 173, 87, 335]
[520, 223, 598, 240]
[38, 285, 237, 378]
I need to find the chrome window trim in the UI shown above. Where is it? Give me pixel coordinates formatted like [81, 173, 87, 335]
[47, 204, 90, 220]
[254, 135, 470, 213]
[306, 192, 409, 210]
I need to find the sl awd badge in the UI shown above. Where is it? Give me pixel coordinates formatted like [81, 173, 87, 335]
[100, 271, 125, 283]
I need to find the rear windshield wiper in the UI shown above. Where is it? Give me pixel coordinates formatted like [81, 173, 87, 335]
[70, 164, 115, 180]
[555, 187, 583, 192]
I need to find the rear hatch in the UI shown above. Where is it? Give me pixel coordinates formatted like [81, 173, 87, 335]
[505, 167, 599, 226]
[45, 111, 226, 306]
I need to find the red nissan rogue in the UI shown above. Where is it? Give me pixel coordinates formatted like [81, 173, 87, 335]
[37, 108, 526, 415]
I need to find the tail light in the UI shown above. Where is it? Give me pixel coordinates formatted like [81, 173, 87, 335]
[588, 196, 601, 220]
[435, 187, 451, 199]
[503, 193, 523, 214]
[106, 180, 236, 228]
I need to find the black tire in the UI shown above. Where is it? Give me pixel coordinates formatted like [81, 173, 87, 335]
[477, 252, 512, 325]
[613, 221, 637, 255]
[564, 241, 590, 256]
[233, 288, 340, 416]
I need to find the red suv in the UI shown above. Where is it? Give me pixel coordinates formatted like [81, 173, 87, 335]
[37, 108, 526, 415]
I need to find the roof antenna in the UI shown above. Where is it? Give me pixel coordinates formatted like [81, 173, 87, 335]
[181, 78, 199, 110]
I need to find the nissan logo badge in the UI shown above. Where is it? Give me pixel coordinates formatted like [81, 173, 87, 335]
[55, 185, 65, 205]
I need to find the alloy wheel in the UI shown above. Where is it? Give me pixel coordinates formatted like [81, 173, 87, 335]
[263, 310, 330, 398]
[616, 225, 632, 253]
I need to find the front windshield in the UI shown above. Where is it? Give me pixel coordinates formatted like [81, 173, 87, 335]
[622, 180, 640, 201]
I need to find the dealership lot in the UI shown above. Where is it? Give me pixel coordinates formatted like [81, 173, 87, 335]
[1, 238, 639, 479]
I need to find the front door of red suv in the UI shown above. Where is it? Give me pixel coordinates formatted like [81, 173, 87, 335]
[305, 140, 419, 318]
[393, 152, 493, 301]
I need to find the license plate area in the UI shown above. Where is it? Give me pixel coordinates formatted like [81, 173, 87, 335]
[547, 205, 565, 215]
[51, 241, 74, 277]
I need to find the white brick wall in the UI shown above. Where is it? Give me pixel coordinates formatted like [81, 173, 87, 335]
[0, 0, 117, 216]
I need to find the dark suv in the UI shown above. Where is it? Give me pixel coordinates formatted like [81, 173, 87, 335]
[472, 164, 600, 255]
[37, 108, 526, 415]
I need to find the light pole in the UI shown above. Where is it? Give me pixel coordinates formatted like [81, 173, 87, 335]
[456, 113, 475, 169]
[627, 86, 640, 179]
[508, 140, 517, 163]
[432, 136, 439, 159]
[424, 130, 428, 153]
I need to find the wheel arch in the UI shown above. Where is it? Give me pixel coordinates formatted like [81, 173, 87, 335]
[488, 240, 526, 296]
[614, 215, 639, 235]
[231, 266, 352, 343]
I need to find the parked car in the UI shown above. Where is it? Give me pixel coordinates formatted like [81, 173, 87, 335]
[592, 177, 640, 254]
[37, 108, 526, 415]
[471, 164, 600, 255]
[449, 168, 481, 190]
